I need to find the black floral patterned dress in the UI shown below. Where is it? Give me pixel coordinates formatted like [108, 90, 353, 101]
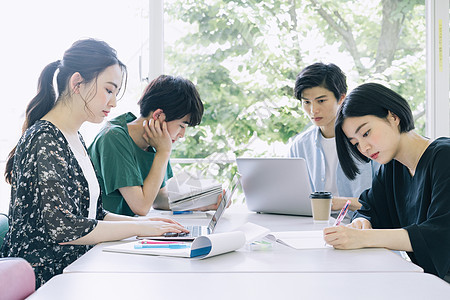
[0, 120, 108, 287]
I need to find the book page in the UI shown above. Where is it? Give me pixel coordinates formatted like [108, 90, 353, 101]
[234, 222, 271, 243]
[103, 231, 246, 259]
[191, 231, 246, 259]
[266, 231, 328, 249]
[167, 171, 222, 202]
[103, 241, 192, 257]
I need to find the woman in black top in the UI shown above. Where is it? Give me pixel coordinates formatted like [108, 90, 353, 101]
[1, 39, 188, 287]
[324, 83, 450, 281]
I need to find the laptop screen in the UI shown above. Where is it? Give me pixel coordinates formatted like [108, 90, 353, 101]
[207, 174, 240, 233]
[236, 157, 313, 216]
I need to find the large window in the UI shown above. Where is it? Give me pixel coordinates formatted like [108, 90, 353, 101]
[1, 0, 448, 213]
[163, 0, 427, 181]
[164, 0, 428, 153]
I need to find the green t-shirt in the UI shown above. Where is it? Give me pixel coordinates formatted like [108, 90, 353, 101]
[88, 112, 173, 216]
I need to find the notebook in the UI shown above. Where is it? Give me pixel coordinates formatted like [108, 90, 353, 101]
[139, 174, 240, 241]
[236, 157, 313, 216]
[106, 231, 247, 259]
[167, 171, 223, 211]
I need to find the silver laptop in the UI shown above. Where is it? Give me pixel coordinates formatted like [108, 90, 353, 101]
[141, 174, 240, 241]
[236, 157, 312, 216]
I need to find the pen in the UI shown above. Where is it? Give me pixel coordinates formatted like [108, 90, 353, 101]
[134, 244, 190, 249]
[173, 211, 193, 215]
[333, 200, 351, 226]
[139, 240, 183, 245]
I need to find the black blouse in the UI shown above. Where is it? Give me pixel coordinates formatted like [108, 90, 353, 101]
[1, 120, 108, 287]
[354, 137, 450, 278]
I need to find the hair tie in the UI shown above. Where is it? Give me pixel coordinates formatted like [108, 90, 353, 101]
[52, 65, 60, 100]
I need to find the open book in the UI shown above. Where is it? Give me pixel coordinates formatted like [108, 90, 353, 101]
[103, 222, 270, 259]
[167, 171, 222, 211]
[104, 231, 246, 259]
[265, 230, 329, 250]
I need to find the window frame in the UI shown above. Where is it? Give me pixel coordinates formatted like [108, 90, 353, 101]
[426, 0, 450, 138]
[149, 0, 450, 139]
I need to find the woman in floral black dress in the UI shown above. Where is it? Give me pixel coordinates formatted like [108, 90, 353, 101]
[1, 39, 188, 287]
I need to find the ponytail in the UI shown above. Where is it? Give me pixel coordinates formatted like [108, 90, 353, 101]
[4, 38, 126, 184]
[24, 60, 60, 131]
[5, 60, 60, 184]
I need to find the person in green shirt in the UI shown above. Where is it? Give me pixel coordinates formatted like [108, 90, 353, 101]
[88, 75, 218, 216]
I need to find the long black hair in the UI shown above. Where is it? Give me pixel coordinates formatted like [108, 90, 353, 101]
[138, 75, 204, 126]
[335, 83, 415, 180]
[5, 38, 127, 184]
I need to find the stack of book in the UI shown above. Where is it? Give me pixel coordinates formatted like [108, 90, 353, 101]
[167, 171, 222, 211]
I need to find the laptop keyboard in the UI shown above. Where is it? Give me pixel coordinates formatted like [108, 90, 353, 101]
[163, 225, 202, 238]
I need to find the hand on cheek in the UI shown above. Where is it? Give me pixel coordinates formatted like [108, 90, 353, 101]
[142, 119, 172, 154]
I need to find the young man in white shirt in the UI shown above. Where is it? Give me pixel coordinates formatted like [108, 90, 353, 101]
[289, 63, 379, 214]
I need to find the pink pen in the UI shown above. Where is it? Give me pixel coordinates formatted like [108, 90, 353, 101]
[139, 240, 181, 245]
[333, 200, 351, 226]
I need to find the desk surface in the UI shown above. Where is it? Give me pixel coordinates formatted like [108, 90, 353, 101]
[29, 272, 450, 300]
[64, 205, 422, 274]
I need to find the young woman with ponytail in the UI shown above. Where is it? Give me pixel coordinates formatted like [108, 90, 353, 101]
[1, 39, 188, 287]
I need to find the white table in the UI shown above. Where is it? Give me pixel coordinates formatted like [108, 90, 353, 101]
[29, 272, 450, 300]
[63, 205, 422, 274]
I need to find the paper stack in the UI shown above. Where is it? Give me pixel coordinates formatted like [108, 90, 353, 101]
[167, 171, 222, 211]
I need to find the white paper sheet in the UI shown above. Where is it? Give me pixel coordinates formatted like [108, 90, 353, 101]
[265, 230, 329, 249]
[103, 231, 246, 259]
[234, 222, 271, 243]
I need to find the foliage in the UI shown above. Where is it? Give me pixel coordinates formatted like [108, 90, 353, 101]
[163, 0, 425, 182]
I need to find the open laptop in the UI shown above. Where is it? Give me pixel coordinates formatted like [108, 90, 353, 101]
[140, 174, 240, 241]
[236, 157, 313, 216]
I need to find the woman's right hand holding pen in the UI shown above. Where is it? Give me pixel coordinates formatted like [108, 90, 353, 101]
[323, 218, 373, 250]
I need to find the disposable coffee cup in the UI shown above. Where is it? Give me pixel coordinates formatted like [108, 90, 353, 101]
[310, 191, 332, 223]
